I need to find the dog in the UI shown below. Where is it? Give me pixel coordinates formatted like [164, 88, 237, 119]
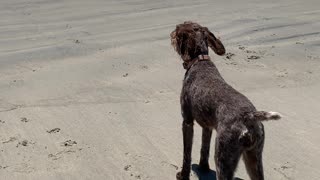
[170, 21, 281, 180]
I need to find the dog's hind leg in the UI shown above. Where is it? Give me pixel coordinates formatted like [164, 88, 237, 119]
[243, 128, 265, 180]
[199, 128, 213, 171]
[214, 132, 242, 180]
[243, 148, 264, 180]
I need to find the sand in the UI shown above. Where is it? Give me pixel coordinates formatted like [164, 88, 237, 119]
[0, 0, 320, 179]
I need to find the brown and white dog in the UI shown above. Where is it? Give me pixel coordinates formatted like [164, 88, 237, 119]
[170, 21, 281, 180]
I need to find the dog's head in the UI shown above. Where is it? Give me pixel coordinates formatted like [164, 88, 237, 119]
[170, 21, 225, 61]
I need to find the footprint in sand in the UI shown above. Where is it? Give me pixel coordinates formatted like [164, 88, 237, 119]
[139, 65, 149, 70]
[47, 128, 61, 134]
[238, 46, 265, 61]
[48, 148, 82, 161]
[49, 139, 83, 161]
[123, 153, 149, 179]
[247, 55, 260, 60]
[273, 162, 294, 180]
[61, 140, 77, 147]
[124, 165, 132, 171]
[2, 137, 18, 144]
[245, 50, 256, 54]
[17, 140, 28, 147]
[124, 164, 144, 179]
[276, 69, 289, 78]
[2, 137, 33, 148]
[20, 117, 29, 123]
[238, 45, 246, 50]
[16, 139, 35, 148]
[0, 165, 9, 170]
[225, 52, 235, 59]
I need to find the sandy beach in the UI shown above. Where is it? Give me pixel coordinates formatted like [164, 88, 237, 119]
[1, 0, 320, 179]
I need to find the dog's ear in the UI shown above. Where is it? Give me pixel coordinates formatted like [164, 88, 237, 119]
[178, 32, 188, 57]
[170, 30, 178, 51]
[171, 29, 189, 58]
[204, 28, 225, 56]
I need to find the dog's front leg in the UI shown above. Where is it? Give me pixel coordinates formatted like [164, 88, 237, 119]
[199, 128, 212, 171]
[177, 92, 194, 180]
[177, 120, 194, 180]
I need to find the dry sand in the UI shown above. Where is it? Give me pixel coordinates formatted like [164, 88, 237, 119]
[1, 0, 320, 179]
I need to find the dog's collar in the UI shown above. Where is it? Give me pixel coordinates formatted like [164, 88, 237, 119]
[183, 54, 211, 70]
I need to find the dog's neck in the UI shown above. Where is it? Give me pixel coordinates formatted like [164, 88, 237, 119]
[183, 54, 211, 70]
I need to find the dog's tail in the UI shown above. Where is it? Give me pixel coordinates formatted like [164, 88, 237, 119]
[239, 111, 281, 148]
[246, 111, 282, 121]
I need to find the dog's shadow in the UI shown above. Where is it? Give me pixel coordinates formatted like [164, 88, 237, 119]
[191, 164, 244, 180]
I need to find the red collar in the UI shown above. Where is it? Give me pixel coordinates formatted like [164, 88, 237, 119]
[183, 55, 211, 70]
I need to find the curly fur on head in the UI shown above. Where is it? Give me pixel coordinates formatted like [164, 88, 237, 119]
[170, 21, 225, 62]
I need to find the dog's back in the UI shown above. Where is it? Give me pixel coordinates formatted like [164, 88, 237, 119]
[182, 60, 256, 129]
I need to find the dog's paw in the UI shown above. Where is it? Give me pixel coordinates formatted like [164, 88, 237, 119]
[198, 162, 210, 172]
[176, 171, 190, 180]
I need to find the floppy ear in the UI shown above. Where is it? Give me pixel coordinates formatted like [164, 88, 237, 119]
[170, 30, 186, 54]
[204, 28, 225, 55]
[178, 33, 188, 57]
[170, 30, 178, 52]
[171, 29, 190, 59]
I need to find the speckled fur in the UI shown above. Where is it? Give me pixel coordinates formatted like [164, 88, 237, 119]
[171, 22, 280, 180]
